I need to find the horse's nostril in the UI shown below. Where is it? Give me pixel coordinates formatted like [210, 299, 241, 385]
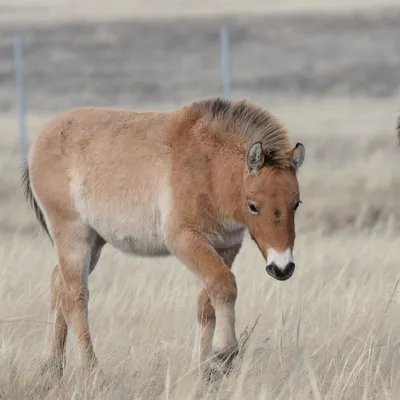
[286, 262, 295, 274]
[269, 262, 277, 270]
[265, 263, 276, 277]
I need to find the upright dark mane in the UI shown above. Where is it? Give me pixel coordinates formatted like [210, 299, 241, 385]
[193, 97, 293, 169]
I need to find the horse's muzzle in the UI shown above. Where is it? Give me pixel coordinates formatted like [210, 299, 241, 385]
[266, 262, 295, 281]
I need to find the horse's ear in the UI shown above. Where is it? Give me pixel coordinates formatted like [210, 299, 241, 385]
[288, 143, 305, 172]
[246, 142, 265, 174]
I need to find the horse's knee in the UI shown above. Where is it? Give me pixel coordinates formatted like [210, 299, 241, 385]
[62, 283, 88, 314]
[51, 266, 88, 314]
[207, 270, 237, 305]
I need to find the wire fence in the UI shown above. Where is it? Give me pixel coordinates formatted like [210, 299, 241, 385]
[8, 10, 400, 164]
[12, 24, 233, 165]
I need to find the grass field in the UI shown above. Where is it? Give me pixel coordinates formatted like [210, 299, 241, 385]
[1, 1, 400, 399]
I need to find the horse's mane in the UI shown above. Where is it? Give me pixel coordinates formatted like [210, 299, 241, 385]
[193, 97, 293, 169]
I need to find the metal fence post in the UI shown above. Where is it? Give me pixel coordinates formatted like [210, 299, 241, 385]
[14, 37, 28, 164]
[220, 24, 231, 99]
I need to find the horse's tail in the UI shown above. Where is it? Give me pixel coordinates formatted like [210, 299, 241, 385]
[21, 159, 53, 244]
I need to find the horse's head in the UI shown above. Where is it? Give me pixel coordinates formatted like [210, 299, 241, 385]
[242, 141, 305, 281]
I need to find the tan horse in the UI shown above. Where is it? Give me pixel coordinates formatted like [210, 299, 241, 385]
[22, 97, 305, 379]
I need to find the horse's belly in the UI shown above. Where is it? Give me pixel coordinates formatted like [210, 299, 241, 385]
[75, 199, 171, 257]
[105, 231, 170, 257]
[92, 213, 171, 257]
[71, 171, 172, 257]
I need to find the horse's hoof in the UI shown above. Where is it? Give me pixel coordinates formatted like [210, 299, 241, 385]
[205, 344, 239, 382]
[215, 344, 238, 363]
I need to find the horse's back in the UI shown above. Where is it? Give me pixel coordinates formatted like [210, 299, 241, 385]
[28, 106, 187, 256]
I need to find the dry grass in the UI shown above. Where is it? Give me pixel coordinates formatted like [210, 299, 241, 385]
[1, 97, 400, 399]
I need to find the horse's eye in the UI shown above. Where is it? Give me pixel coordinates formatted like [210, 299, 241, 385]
[248, 202, 260, 215]
[294, 200, 302, 211]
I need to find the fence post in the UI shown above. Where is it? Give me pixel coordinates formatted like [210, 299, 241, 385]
[220, 24, 231, 99]
[14, 37, 28, 164]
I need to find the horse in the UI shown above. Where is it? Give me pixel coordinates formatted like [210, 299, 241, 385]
[21, 97, 305, 380]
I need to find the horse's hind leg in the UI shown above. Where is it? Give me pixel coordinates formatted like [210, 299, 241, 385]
[42, 266, 68, 379]
[42, 218, 104, 379]
[192, 245, 241, 371]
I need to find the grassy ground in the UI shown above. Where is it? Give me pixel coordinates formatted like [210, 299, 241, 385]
[1, 1, 400, 399]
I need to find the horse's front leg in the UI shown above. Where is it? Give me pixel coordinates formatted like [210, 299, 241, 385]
[192, 288, 215, 369]
[192, 246, 241, 370]
[170, 232, 240, 376]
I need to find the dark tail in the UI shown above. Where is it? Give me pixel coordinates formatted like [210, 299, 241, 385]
[21, 159, 53, 244]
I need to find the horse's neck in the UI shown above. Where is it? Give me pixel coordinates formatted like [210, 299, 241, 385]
[211, 149, 245, 225]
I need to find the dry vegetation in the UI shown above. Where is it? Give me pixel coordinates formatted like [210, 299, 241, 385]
[1, 1, 400, 399]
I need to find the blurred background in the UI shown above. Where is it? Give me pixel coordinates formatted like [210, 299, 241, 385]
[2, 1, 400, 398]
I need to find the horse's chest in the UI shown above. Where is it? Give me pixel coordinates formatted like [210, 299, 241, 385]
[213, 222, 245, 249]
